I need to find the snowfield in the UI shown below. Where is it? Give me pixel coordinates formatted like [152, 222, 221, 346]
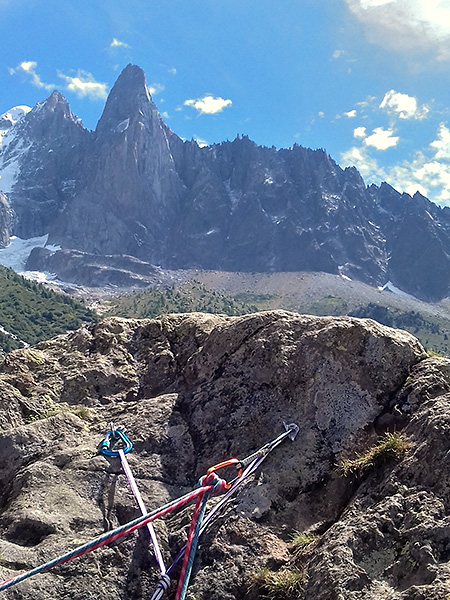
[0, 235, 60, 279]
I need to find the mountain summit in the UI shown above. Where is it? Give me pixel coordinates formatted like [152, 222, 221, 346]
[1, 64, 450, 301]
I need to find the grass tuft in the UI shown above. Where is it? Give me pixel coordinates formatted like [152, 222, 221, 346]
[250, 567, 306, 599]
[338, 432, 411, 477]
[289, 532, 319, 558]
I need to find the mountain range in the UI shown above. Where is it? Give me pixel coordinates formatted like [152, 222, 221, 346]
[1, 64, 449, 301]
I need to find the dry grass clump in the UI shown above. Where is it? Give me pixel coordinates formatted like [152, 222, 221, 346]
[338, 432, 411, 476]
[250, 567, 306, 599]
[289, 532, 319, 558]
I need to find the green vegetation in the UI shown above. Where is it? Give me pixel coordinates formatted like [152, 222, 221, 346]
[25, 402, 94, 423]
[105, 281, 259, 319]
[289, 532, 319, 558]
[104, 279, 450, 356]
[349, 302, 450, 355]
[250, 567, 306, 599]
[0, 267, 96, 353]
[338, 432, 412, 477]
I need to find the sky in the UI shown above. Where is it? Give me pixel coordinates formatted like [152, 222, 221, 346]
[1, 0, 450, 206]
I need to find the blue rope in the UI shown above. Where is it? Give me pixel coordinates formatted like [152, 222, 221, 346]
[177, 475, 222, 600]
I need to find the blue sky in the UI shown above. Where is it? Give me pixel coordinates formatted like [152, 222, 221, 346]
[2, 0, 450, 205]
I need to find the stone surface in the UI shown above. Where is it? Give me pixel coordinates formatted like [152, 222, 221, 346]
[1, 311, 449, 599]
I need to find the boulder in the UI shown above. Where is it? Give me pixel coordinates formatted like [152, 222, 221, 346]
[1, 311, 448, 599]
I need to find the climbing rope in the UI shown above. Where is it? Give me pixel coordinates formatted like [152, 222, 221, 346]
[0, 422, 299, 596]
[0, 481, 223, 592]
[100, 425, 167, 576]
[174, 460, 239, 600]
[150, 422, 299, 600]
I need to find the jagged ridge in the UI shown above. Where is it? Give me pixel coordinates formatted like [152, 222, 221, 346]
[1, 64, 450, 301]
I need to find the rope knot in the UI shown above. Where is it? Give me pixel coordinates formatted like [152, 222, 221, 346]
[198, 472, 225, 493]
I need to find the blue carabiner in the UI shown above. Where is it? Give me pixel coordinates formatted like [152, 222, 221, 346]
[100, 429, 133, 457]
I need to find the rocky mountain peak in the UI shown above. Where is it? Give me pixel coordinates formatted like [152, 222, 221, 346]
[15, 90, 85, 144]
[2, 63, 450, 301]
[0, 106, 31, 135]
[95, 63, 158, 135]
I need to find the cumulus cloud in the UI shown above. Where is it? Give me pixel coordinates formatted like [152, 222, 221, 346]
[345, 0, 450, 61]
[364, 127, 399, 150]
[111, 38, 130, 48]
[10, 61, 108, 101]
[380, 89, 429, 120]
[148, 83, 165, 96]
[344, 109, 357, 118]
[168, 67, 177, 75]
[193, 137, 208, 147]
[430, 123, 450, 159]
[9, 61, 55, 91]
[353, 126, 367, 139]
[184, 95, 232, 115]
[341, 121, 450, 205]
[57, 70, 108, 99]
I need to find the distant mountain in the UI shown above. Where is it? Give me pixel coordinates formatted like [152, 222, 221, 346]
[1, 64, 450, 301]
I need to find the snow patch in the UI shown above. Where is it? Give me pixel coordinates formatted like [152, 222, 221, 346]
[0, 106, 31, 134]
[0, 129, 33, 192]
[116, 118, 130, 133]
[0, 234, 59, 273]
[379, 281, 419, 301]
[338, 265, 352, 281]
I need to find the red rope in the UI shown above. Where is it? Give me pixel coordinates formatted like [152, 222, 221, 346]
[174, 492, 205, 600]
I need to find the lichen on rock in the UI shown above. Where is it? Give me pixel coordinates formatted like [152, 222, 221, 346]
[0, 310, 449, 599]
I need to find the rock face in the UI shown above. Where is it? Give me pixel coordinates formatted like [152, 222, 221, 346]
[2, 65, 450, 300]
[0, 193, 12, 247]
[1, 311, 449, 599]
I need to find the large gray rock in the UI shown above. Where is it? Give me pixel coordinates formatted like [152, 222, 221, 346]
[1, 311, 449, 599]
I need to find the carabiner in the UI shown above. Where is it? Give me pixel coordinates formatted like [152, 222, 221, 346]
[100, 429, 133, 457]
[206, 458, 243, 489]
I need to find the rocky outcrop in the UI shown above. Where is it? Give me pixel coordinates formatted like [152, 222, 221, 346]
[1, 311, 449, 599]
[25, 247, 174, 287]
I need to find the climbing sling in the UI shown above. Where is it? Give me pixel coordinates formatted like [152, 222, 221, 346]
[0, 423, 299, 597]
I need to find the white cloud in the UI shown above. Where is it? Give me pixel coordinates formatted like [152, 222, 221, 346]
[364, 127, 399, 150]
[57, 70, 108, 100]
[332, 49, 344, 59]
[318, 111, 325, 118]
[345, 0, 450, 61]
[194, 137, 208, 147]
[184, 95, 232, 115]
[344, 109, 357, 118]
[111, 38, 130, 49]
[430, 123, 450, 159]
[10, 60, 109, 101]
[148, 83, 165, 96]
[168, 67, 177, 75]
[10, 61, 55, 91]
[353, 126, 367, 139]
[379, 89, 429, 120]
[341, 121, 450, 206]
